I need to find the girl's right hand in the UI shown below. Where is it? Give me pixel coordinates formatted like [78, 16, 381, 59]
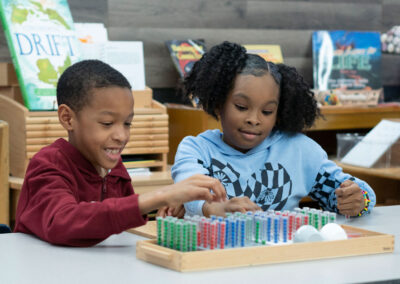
[203, 196, 261, 217]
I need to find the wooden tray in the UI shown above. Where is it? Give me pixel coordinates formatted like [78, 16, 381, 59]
[128, 220, 157, 238]
[136, 225, 394, 272]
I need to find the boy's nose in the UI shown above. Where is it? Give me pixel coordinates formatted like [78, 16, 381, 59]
[112, 126, 129, 142]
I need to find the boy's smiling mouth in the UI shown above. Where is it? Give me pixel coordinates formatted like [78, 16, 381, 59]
[105, 148, 123, 160]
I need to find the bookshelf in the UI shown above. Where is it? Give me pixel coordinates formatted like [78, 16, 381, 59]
[167, 104, 400, 163]
[0, 87, 168, 178]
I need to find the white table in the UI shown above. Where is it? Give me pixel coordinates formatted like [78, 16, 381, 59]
[1, 206, 399, 284]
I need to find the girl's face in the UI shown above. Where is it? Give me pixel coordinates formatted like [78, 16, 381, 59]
[219, 73, 279, 153]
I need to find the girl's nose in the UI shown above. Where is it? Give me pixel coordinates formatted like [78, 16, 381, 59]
[246, 112, 260, 125]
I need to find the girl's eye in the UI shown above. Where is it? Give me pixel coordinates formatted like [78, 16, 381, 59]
[235, 104, 247, 111]
[262, 110, 273, 115]
[124, 122, 132, 127]
[100, 122, 112, 126]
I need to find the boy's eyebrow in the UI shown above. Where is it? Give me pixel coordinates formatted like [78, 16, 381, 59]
[99, 111, 134, 117]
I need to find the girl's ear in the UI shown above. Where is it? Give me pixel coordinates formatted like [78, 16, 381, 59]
[58, 104, 75, 131]
[215, 107, 221, 120]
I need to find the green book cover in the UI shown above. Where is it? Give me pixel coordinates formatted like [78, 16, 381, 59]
[0, 0, 81, 110]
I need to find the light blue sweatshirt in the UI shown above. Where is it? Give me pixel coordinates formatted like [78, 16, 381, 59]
[172, 129, 376, 216]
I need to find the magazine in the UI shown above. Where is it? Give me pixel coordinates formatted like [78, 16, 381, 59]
[165, 39, 206, 78]
[312, 30, 381, 91]
[0, 0, 81, 110]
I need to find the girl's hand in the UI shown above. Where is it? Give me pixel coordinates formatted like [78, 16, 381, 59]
[335, 180, 364, 216]
[203, 196, 261, 217]
[156, 205, 185, 218]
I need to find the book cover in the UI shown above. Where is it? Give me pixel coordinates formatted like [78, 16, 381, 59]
[0, 0, 81, 110]
[312, 30, 381, 91]
[243, 44, 284, 63]
[74, 22, 108, 60]
[103, 41, 145, 91]
[165, 39, 206, 78]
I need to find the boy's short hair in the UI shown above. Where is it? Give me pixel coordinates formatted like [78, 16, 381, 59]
[57, 60, 132, 112]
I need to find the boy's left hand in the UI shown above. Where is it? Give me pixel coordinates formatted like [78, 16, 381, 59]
[335, 180, 364, 216]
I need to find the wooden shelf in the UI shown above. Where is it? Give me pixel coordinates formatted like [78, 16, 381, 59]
[167, 103, 400, 164]
[0, 89, 169, 177]
[312, 104, 400, 131]
[0, 120, 9, 225]
[336, 161, 400, 181]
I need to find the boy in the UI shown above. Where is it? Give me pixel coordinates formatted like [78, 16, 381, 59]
[14, 60, 225, 246]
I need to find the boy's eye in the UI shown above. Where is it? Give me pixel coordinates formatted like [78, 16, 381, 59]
[124, 122, 132, 127]
[235, 104, 247, 111]
[100, 122, 112, 126]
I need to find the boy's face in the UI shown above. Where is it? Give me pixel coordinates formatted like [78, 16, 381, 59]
[67, 86, 134, 176]
[219, 73, 279, 153]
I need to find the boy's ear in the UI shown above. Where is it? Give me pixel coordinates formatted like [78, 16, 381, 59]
[58, 104, 75, 131]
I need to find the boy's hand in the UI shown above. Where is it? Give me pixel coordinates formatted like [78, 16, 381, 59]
[163, 174, 226, 208]
[156, 205, 185, 218]
[138, 174, 226, 215]
[203, 196, 261, 217]
[335, 180, 364, 216]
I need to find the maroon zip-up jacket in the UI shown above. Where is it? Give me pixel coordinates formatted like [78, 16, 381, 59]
[14, 138, 147, 246]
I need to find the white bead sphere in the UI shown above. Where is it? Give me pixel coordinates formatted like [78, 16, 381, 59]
[320, 223, 348, 241]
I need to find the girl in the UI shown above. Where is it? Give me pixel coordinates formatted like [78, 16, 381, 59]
[172, 41, 375, 218]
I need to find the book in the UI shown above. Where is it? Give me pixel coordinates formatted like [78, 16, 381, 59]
[341, 119, 400, 168]
[312, 30, 382, 91]
[0, 0, 81, 110]
[74, 22, 108, 60]
[74, 23, 145, 91]
[165, 39, 206, 78]
[243, 44, 284, 63]
[102, 41, 146, 91]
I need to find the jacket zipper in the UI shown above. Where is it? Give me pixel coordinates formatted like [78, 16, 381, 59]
[101, 176, 107, 201]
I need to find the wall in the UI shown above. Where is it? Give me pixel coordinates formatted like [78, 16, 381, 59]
[1, 0, 400, 91]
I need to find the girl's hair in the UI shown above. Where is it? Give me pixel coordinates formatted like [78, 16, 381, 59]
[181, 41, 320, 133]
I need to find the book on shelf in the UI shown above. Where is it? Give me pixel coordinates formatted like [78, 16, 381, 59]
[243, 44, 284, 63]
[312, 30, 382, 91]
[74, 22, 108, 60]
[74, 22, 146, 91]
[165, 39, 206, 78]
[0, 0, 81, 110]
[312, 30, 382, 106]
[127, 167, 152, 177]
[103, 41, 145, 91]
[341, 119, 400, 168]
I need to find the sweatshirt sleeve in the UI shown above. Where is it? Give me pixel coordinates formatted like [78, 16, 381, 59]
[308, 152, 376, 215]
[171, 136, 214, 216]
[15, 159, 147, 247]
